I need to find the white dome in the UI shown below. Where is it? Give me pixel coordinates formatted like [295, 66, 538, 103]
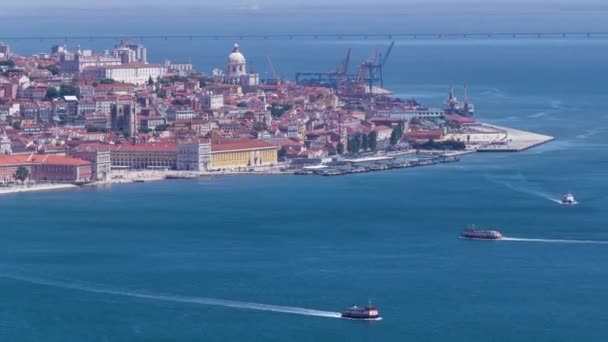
[227, 43, 246, 64]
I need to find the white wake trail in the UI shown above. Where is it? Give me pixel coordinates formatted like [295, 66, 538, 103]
[0, 273, 342, 319]
[502, 237, 608, 245]
[485, 177, 562, 204]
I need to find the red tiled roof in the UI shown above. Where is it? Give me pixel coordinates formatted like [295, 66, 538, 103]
[114, 142, 178, 152]
[0, 154, 90, 166]
[211, 139, 276, 152]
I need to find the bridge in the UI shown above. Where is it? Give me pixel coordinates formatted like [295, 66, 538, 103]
[1, 32, 608, 41]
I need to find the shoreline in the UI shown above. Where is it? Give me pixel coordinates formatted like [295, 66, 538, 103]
[0, 183, 78, 195]
[0, 123, 554, 195]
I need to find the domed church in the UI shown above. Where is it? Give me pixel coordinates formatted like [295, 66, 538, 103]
[225, 43, 259, 87]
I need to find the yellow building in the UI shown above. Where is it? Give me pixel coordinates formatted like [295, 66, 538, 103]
[211, 140, 277, 169]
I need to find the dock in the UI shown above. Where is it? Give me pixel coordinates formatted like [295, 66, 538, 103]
[476, 124, 554, 152]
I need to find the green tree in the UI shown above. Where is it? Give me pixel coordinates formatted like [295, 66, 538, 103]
[0, 60, 15, 68]
[58, 114, 69, 125]
[390, 122, 405, 145]
[155, 124, 170, 132]
[46, 65, 60, 75]
[390, 129, 400, 145]
[99, 78, 115, 84]
[354, 133, 363, 153]
[122, 128, 131, 138]
[171, 99, 186, 106]
[278, 146, 288, 160]
[361, 133, 369, 151]
[157, 89, 167, 99]
[15, 166, 29, 182]
[86, 126, 108, 133]
[11, 120, 21, 130]
[337, 142, 344, 155]
[148, 76, 154, 86]
[59, 84, 78, 97]
[45, 87, 59, 100]
[236, 101, 248, 108]
[253, 121, 267, 132]
[368, 131, 378, 151]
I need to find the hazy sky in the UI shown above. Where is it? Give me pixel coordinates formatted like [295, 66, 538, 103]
[8, 0, 608, 8]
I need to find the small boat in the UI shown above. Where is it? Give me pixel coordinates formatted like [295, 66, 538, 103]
[460, 225, 503, 240]
[341, 303, 381, 320]
[561, 192, 576, 205]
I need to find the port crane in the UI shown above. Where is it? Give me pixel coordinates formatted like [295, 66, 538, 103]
[358, 41, 394, 94]
[266, 55, 281, 84]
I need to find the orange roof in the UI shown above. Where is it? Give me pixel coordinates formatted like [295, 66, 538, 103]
[114, 143, 178, 152]
[0, 154, 90, 166]
[211, 139, 276, 153]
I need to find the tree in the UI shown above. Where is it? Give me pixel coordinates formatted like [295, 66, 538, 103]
[253, 121, 267, 132]
[15, 166, 29, 182]
[99, 78, 115, 84]
[155, 124, 170, 132]
[278, 146, 288, 160]
[45, 87, 59, 100]
[390, 122, 405, 145]
[236, 101, 248, 108]
[171, 99, 186, 106]
[368, 131, 378, 151]
[11, 120, 21, 130]
[58, 114, 69, 125]
[0, 60, 15, 68]
[390, 128, 400, 145]
[148, 76, 154, 86]
[354, 133, 362, 153]
[59, 84, 78, 97]
[46, 65, 60, 76]
[337, 142, 344, 155]
[361, 133, 369, 151]
[86, 125, 108, 133]
[121, 128, 131, 138]
[157, 89, 167, 99]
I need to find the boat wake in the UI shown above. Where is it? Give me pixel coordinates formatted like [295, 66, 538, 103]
[0, 273, 342, 319]
[485, 177, 562, 204]
[502, 237, 608, 245]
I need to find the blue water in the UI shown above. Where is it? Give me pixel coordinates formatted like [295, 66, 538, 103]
[1, 11, 608, 341]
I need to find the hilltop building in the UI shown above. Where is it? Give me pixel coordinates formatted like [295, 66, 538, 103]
[225, 44, 259, 87]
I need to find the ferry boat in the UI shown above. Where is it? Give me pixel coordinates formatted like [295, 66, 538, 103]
[459, 225, 503, 240]
[561, 192, 576, 205]
[341, 304, 381, 320]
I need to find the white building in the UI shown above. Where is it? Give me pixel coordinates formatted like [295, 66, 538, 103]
[0, 42, 10, 59]
[115, 40, 147, 64]
[60, 46, 122, 74]
[200, 92, 224, 110]
[166, 106, 196, 122]
[102, 63, 165, 85]
[177, 140, 211, 171]
[371, 108, 444, 120]
[225, 44, 259, 87]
